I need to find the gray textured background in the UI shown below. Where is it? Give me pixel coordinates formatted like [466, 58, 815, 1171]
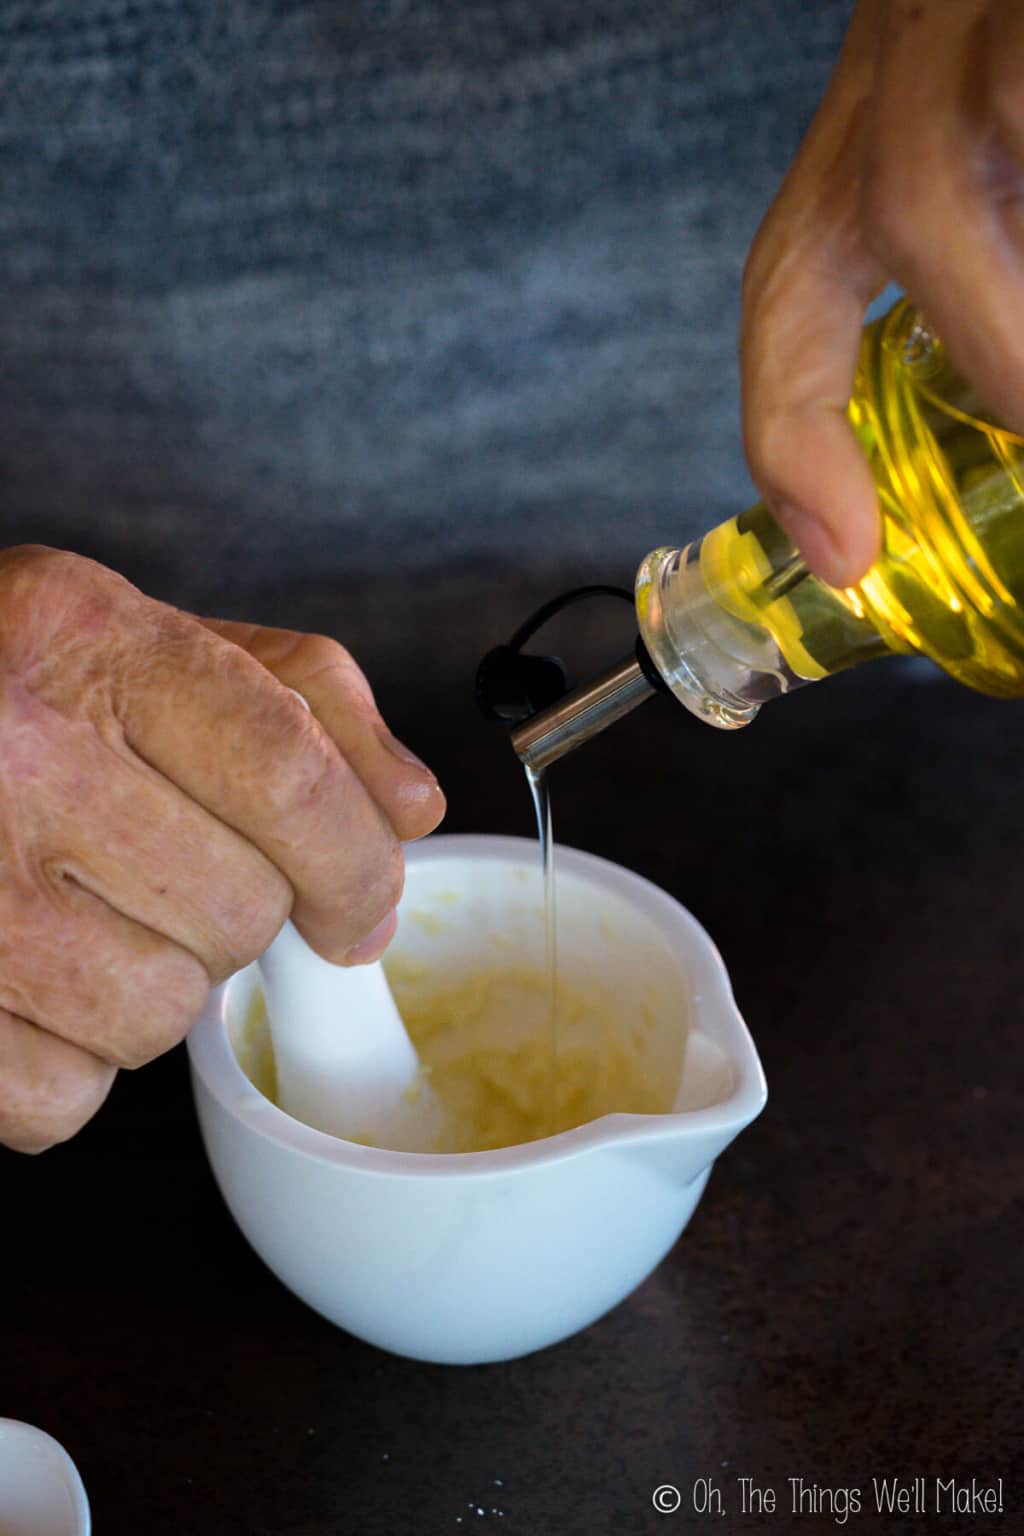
[0, 0, 855, 700]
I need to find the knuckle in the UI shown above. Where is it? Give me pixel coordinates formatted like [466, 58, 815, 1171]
[290, 836, 404, 964]
[0, 544, 80, 591]
[261, 721, 342, 823]
[291, 631, 369, 693]
[39, 1065, 116, 1148]
[0, 886, 209, 1070]
[250, 874, 294, 955]
[352, 838, 405, 937]
[139, 606, 217, 691]
[0, 546, 131, 649]
[340, 835, 404, 938]
[109, 949, 209, 1069]
[210, 867, 292, 978]
[0, 1028, 115, 1153]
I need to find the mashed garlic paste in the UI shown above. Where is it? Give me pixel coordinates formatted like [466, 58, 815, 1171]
[236, 958, 671, 1153]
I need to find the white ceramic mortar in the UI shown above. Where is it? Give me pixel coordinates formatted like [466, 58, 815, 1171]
[187, 834, 767, 1364]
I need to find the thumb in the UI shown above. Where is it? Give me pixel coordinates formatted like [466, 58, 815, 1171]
[740, 0, 887, 587]
[740, 277, 882, 588]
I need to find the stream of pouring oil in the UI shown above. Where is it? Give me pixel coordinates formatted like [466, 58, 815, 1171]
[525, 764, 558, 1125]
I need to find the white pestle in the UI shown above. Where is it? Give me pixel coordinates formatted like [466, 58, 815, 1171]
[255, 687, 443, 1151]
[258, 920, 442, 1151]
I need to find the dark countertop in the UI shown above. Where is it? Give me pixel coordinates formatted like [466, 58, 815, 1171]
[4, 656, 1022, 1535]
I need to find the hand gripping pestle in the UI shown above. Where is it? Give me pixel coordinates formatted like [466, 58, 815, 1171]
[257, 920, 442, 1151]
[255, 689, 443, 1151]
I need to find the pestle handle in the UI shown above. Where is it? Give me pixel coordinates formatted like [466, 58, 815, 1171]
[258, 919, 430, 1143]
[255, 687, 442, 1150]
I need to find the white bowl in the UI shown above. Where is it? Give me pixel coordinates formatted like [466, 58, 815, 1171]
[187, 834, 766, 1364]
[0, 1420, 90, 1536]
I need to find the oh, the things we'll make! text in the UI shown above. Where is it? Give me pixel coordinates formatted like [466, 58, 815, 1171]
[657, 1473, 1008, 1524]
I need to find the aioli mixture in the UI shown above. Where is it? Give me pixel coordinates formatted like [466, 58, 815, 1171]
[237, 959, 669, 1153]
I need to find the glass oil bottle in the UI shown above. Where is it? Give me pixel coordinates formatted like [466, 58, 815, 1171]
[502, 299, 1024, 772]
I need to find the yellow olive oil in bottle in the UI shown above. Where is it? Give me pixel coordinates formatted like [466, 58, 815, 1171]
[636, 300, 1024, 729]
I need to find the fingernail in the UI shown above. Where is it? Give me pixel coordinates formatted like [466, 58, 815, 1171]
[344, 908, 398, 965]
[774, 502, 849, 587]
[377, 727, 434, 775]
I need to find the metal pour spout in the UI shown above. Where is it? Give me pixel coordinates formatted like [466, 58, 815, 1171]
[510, 653, 657, 773]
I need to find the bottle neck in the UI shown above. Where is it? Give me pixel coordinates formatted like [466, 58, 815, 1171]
[636, 522, 890, 729]
[634, 540, 790, 729]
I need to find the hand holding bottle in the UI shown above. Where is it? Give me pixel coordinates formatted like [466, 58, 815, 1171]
[741, 0, 1024, 589]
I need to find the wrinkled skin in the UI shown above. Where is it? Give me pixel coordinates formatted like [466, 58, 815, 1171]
[742, 0, 1024, 587]
[0, 546, 445, 1152]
